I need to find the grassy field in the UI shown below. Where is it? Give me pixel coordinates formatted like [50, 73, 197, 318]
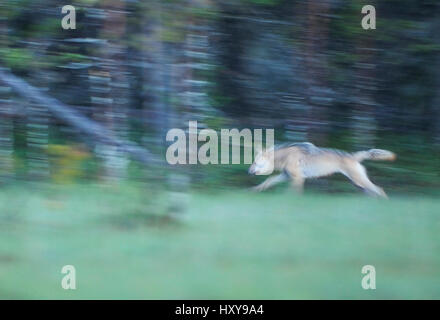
[0, 182, 439, 299]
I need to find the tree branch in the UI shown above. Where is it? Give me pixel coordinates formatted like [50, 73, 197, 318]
[0, 68, 159, 165]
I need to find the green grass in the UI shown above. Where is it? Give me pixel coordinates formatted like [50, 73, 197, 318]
[0, 183, 439, 299]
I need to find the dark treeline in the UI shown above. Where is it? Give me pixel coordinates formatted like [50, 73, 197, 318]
[0, 0, 439, 193]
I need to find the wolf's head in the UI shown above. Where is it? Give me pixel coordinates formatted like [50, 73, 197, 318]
[248, 149, 274, 175]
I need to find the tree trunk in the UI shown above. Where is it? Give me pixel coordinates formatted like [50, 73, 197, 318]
[351, 44, 379, 149]
[181, 1, 216, 183]
[0, 85, 14, 182]
[432, 11, 440, 147]
[304, 0, 333, 145]
[351, 10, 379, 150]
[142, 1, 188, 215]
[91, 0, 129, 181]
[26, 73, 50, 180]
[0, 17, 14, 182]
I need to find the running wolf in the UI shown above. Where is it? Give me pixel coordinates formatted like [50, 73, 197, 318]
[248, 142, 396, 198]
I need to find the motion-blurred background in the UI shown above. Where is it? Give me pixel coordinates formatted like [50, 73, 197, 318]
[0, 0, 439, 299]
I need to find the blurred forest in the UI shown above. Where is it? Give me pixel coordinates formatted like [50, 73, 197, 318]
[0, 0, 439, 193]
[0, 0, 440, 300]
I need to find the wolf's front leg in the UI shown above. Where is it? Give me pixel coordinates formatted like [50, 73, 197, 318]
[252, 173, 288, 192]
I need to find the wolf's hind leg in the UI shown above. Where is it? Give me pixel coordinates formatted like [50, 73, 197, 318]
[252, 173, 288, 192]
[344, 163, 388, 198]
[290, 176, 305, 193]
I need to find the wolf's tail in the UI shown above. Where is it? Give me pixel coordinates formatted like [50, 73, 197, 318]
[353, 149, 396, 162]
